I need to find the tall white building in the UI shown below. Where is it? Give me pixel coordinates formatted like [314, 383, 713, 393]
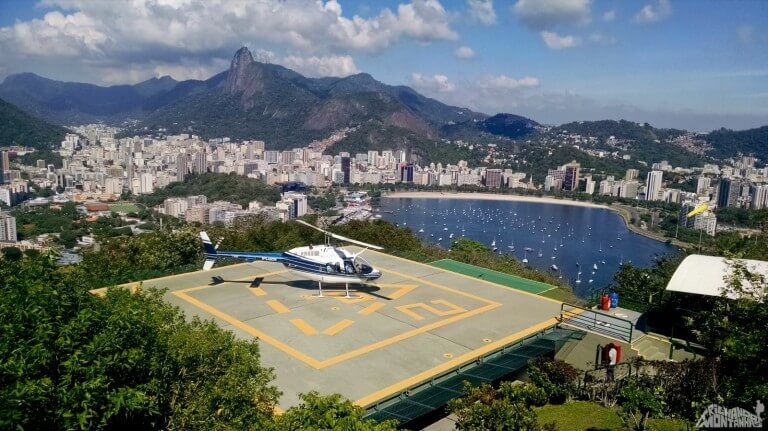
[104, 178, 123, 195]
[140, 173, 154, 194]
[0, 212, 17, 242]
[751, 184, 768, 210]
[696, 176, 711, 195]
[645, 170, 663, 201]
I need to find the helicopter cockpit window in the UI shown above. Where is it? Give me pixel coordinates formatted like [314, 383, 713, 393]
[344, 260, 355, 274]
[354, 256, 374, 274]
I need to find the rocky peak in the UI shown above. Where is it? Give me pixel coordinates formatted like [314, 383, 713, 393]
[226, 46, 255, 94]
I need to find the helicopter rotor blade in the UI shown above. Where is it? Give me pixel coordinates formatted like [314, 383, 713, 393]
[296, 219, 384, 250]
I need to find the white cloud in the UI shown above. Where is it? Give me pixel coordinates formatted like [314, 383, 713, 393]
[281, 54, 359, 77]
[513, 0, 592, 29]
[454, 46, 475, 59]
[467, 0, 496, 25]
[477, 74, 540, 90]
[410, 73, 456, 92]
[589, 32, 616, 45]
[97, 58, 230, 85]
[248, 49, 359, 78]
[602, 10, 616, 22]
[635, 0, 672, 23]
[540, 31, 580, 49]
[0, 0, 458, 84]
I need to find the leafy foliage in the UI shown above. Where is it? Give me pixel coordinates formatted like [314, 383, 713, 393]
[76, 227, 201, 288]
[706, 125, 768, 160]
[551, 120, 704, 168]
[137, 172, 281, 208]
[618, 381, 666, 431]
[527, 358, 581, 404]
[442, 113, 539, 141]
[448, 382, 550, 431]
[0, 97, 68, 149]
[715, 206, 768, 228]
[691, 260, 768, 406]
[276, 392, 396, 430]
[0, 256, 280, 430]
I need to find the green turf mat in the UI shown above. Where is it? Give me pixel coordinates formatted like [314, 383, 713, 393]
[429, 259, 555, 294]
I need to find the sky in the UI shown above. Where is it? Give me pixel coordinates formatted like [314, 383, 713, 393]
[0, 0, 766, 131]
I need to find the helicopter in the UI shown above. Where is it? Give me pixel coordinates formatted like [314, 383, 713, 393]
[200, 220, 383, 298]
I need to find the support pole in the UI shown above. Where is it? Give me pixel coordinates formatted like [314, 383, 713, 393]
[344, 283, 352, 299]
[317, 281, 324, 298]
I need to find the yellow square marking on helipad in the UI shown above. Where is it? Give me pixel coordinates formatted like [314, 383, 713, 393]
[167, 265, 502, 369]
[322, 319, 354, 336]
[291, 318, 318, 335]
[266, 300, 290, 314]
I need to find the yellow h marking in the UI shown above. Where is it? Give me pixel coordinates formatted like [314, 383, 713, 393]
[266, 300, 290, 314]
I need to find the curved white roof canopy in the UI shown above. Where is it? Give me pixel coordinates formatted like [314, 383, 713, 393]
[665, 254, 767, 301]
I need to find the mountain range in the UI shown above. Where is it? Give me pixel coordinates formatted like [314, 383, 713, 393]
[0, 46, 765, 164]
[0, 47, 542, 152]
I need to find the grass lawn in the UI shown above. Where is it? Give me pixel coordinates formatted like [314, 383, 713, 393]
[109, 203, 140, 214]
[540, 286, 578, 303]
[536, 401, 689, 431]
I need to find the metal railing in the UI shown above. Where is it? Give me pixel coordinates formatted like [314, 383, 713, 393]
[560, 303, 634, 343]
[583, 362, 634, 386]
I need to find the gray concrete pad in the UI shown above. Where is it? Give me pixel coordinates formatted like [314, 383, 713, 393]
[126, 249, 562, 410]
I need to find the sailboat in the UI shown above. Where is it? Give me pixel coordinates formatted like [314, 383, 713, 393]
[575, 272, 581, 284]
[593, 263, 598, 270]
[491, 237, 498, 252]
[522, 250, 528, 264]
[538, 248, 543, 257]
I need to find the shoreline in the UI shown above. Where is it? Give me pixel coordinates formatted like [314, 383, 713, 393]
[382, 191, 682, 247]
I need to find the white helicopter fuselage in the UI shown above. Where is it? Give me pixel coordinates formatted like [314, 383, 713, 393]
[283, 245, 381, 284]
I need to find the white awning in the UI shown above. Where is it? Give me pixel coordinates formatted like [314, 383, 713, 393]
[665, 254, 768, 301]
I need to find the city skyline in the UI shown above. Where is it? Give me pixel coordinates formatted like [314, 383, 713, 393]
[0, 0, 766, 130]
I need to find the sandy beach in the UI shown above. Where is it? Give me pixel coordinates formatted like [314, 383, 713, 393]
[382, 191, 610, 210]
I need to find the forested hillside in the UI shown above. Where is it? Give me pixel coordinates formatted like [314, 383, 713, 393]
[136, 173, 282, 208]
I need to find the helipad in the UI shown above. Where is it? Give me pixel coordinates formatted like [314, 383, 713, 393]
[126, 249, 563, 410]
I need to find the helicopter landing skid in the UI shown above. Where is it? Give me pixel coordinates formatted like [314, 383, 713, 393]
[313, 282, 360, 299]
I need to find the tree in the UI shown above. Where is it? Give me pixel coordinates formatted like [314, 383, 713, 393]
[618, 381, 665, 431]
[448, 382, 546, 431]
[276, 392, 396, 431]
[0, 256, 280, 430]
[527, 358, 580, 404]
[692, 259, 768, 406]
[1, 246, 22, 261]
